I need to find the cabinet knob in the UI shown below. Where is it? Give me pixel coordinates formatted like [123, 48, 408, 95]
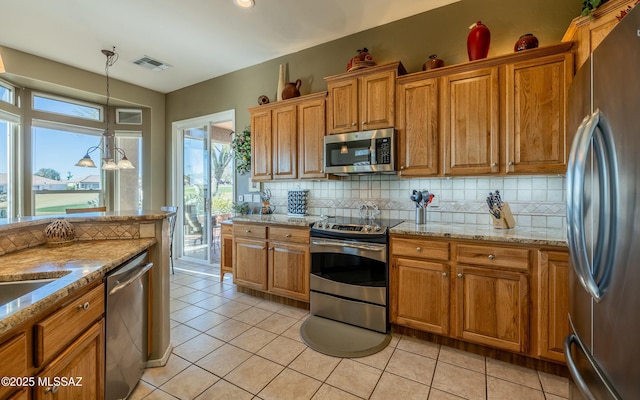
[362, 121, 367, 125]
[488, 254, 495, 260]
[442, 272, 447, 278]
[508, 161, 514, 166]
[400, 166, 405, 170]
[78, 301, 90, 311]
[416, 247, 421, 252]
[457, 273, 463, 278]
[320, 170, 324, 173]
[285, 233, 292, 238]
[491, 162, 497, 167]
[351, 122, 357, 126]
[45, 385, 60, 394]
[245, 229, 251, 233]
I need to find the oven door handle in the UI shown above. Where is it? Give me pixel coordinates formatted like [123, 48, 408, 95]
[311, 239, 386, 252]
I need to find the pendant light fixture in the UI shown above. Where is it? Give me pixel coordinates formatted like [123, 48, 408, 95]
[76, 47, 135, 170]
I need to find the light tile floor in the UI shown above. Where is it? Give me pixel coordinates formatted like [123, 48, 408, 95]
[130, 260, 570, 400]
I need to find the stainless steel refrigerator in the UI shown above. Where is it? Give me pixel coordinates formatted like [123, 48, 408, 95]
[565, 5, 640, 400]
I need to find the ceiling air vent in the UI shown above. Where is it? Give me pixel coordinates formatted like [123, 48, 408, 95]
[131, 56, 172, 71]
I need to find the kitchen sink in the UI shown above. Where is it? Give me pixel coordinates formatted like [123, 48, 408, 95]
[0, 279, 56, 306]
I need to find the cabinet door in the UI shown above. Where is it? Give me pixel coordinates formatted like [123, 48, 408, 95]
[220, 233, 233, 281]
[455, 265, 528, 353]
[537, 250, 569, 362]
[504, 52, 573, 174]
[0, 333, 27, 400]
[390, 257, 449, 335]
[442, 67, 499, 175]
[326, 78, 358, 134]
[233, 237, 268, 290]
[397, 78, 439, 176]
[251, 109, 272, 181]
[7, 388, 29, 400]
[268, 242, 310, 302]
[272, 105, 297, 179]
[360, 70, 395, 130]
[298, 97, 327, 178]
[34, 320, 104, 400]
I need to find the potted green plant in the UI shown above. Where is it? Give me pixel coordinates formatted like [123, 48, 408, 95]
[231, 126, 251, 175]
[231, 201, 250, 215]
[582, 0, 609, 15]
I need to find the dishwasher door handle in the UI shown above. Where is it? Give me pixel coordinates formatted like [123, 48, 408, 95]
[109, 263, 153, 296]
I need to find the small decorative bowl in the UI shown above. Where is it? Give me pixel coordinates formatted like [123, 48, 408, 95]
[44, 219, 76, 247]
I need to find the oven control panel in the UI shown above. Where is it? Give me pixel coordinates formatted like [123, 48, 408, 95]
[312, 221, 383, 234]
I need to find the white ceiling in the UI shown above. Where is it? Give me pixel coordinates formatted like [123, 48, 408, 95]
[0, 0, 459, 93]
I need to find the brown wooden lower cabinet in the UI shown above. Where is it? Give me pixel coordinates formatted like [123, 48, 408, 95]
[390, 257, 449, 335]
[0, 333, 27, 400]
[268, 242, 310, 302]
[6, 388, 29, 400]
[220, 223, 233, 282]
[390, 235, 568, 363]
[234, 237, 268, 290]
[536, 250, 570, 362]
[34, 319, 104, 400]
[233, 223, 311, 302]
[454, 264, 529, 353]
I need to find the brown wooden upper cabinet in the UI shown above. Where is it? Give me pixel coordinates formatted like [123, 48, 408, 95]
[504, 51, 573, 174]
[325, 62, 406, 134]
[443, 66, 500, 175]
[395, 42, 573, 177]
[249, 92, 328, 181]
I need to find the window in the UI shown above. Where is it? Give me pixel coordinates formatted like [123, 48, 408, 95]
[0, 81, 14, 105]
[115, 132, 142, 211]
[116, 109, 143, 125]
[0, 112, 18, 218]
[33, 93, 101, 121]
[32, 122, 103, 215]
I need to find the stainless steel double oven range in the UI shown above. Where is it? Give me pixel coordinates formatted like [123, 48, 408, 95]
[309, 217, 402, 333]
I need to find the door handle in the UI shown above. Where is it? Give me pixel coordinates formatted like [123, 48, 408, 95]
[109, 263, 153, 296]
[565, 334, 622, 400]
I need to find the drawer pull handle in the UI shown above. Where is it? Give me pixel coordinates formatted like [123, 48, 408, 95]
[442, 272, 447, 278]
[78, 302, 90, 311]
[457, 273, 463, 278]
[488, 254, 495, 260]
[416, 247, 421, 252]
[285, 233, 292, 238]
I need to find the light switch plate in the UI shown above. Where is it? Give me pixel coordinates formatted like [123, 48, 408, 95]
[238, 195, 244, 202]
[252, 194, 261, 203]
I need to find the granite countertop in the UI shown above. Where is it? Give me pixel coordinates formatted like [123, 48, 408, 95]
[0, 238, 156, 336]
[391, 221, 568, 247]
[229, 214, 567, 246]
[230, 214, 322, 227]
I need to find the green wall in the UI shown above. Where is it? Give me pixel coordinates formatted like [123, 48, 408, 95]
[165, 0, 581, 195]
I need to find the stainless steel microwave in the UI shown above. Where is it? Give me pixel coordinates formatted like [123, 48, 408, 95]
[324, 128, 396, 175]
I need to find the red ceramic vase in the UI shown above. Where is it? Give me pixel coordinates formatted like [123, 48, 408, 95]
[467, 21, 491, 61]
[514, 33, 539, 51]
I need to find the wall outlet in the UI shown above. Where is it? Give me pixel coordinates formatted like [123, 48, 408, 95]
[238, 195, 244, 202]
[252, 194, 261, 203]
[429, 193, 440, 208]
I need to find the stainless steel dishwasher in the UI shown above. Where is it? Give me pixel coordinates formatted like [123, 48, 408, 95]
[105, 251, 153, 400]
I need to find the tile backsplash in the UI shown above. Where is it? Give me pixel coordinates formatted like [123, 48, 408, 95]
[262, 175, 566, 230]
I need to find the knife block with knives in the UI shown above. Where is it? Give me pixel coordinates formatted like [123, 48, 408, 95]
[487, 191, 516, 229]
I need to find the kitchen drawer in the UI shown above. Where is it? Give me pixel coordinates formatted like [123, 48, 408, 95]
[233, 223, 267, 240]
[221, 223, 233, 235]
[391, 237, 449, 261]
[269, 226, 309, 244]
[456, 244, 530, 271]
[0, 333, 27, 399]
[34, 283, 104, 367]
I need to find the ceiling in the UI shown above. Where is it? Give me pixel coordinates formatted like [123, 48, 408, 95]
[0, 0, 459, 93]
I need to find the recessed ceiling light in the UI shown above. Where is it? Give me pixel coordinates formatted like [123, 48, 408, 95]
[234, 0, 254, 8]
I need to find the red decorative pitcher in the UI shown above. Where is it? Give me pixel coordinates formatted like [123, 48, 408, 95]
[467, 21, 490, 61]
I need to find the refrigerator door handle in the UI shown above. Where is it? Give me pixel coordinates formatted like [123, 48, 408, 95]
[567, 113, 601, 300]
[565, 333, 622, 400]
[567, 109, 619, 303]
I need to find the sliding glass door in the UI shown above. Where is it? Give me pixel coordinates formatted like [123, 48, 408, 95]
[174, 111, 235, 265]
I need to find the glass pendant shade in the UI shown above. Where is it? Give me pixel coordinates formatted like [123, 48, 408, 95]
[101, 160, 118, 170]
[75, 154, 97, 168]
[117, 156, 135, 169]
